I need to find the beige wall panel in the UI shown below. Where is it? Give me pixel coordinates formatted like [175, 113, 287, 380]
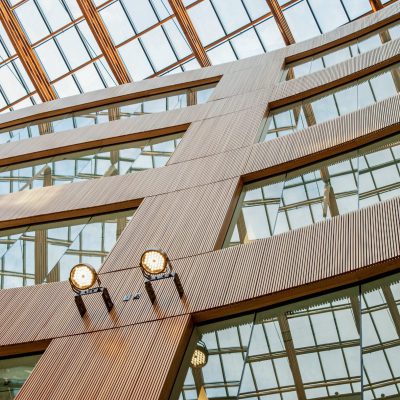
[272, 38, 400, 105]
[168, 106, 265, 164]
[210, 56, 283, 101]
[285, 2, 400, 60]
[244, 93, 400, 177]
[16, 315, 191, 400]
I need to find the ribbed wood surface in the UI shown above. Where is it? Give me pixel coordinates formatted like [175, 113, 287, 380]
[0, 6, 399, 400]
[16, 315, 191, 400]
[1, 93, 398, 230]
[0, 196, 398, 348]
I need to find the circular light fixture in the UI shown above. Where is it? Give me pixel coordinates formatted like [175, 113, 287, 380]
[140, 250, 168, 276]
[69, 263, 97, 291]
[190, 341, 208, 369]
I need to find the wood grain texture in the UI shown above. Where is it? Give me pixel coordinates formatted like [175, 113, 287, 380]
[0, 197, 398, 347]
[16, 315, 191, 400]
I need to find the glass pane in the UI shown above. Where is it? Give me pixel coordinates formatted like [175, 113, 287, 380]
[238, 287, 360, 399]
[0, 353, 42, 399]
[0, 133, 183, 195]
[361, 274, 400, 398]
[0, 210, 135, 289]
[177, 315, 253, 399]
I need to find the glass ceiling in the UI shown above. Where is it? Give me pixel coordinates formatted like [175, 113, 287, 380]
[0, 0, 397, 114]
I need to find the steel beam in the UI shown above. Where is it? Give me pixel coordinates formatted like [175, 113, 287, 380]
[77, 0, 132, 84]
[168, 0, 211, 67]
[0, 1, 56, 102]
[266, 0, 295, 45]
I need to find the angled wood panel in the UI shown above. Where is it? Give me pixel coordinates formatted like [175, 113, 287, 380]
[16, 315, 191, 400]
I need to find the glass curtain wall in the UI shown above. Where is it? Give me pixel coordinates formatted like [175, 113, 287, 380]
[0, 133, 182, 196]
[0, 209, 135, 289]
[260, 63, 400, 142]
[0, 353, 42, 400]
[283, 20, 400, 81]
[226, 133, 400, 246]
[172, 272, 400, 400]
[0, 83, 215, 144]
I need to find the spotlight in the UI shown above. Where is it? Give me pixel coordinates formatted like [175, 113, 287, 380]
[191, 341, 208, 369]
[139, 249, 184, 303]
[69, 263, 114, 317]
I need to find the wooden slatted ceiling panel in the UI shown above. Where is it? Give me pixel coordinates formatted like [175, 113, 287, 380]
[168, 0, 211, 67]
[0, 196, 399, 347]
[272, 38, 400, 106]
[16, 315, 191, 400]
[100, 178, 240, 272]
[76, 0, 131, 85]
[0, 2, 56, 102]
[168, 106, 266, 164]
[0, 93, 399, 230]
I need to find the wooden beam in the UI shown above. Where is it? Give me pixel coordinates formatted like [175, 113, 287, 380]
[265, 0, 295, 45]
[0, 2, 56, 102]
[168, 0, 211, 67]
[369, 0, 384, 12]
[76, 0, 132, 84]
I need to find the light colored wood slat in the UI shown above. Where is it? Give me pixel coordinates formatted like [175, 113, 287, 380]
[0, 2, 56, 102]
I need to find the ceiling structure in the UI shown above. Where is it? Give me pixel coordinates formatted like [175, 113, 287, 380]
[0, 0, 396, 114]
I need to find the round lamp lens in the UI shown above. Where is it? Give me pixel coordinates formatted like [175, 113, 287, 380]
[191, 347, 208, 369]
[69, 264, 97, 291]
[140, 250, 167, 275]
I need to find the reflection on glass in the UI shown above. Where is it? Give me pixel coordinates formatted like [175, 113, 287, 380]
[173, 282, 366, 400]
[0, 353, 42, 400]
[0, 84, 215, 145]
[261, 63, 400, 141]
[362, 276, 400, 399]
[0, 133, 182, 196]
[283, 21, 400, 81]
[226, 133, 400, 246]
[177, 315, 253, 399]
[0, 209, 134, 289]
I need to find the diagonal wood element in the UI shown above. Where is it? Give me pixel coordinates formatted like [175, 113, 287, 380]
[265, 0, 295, 45]
[77, 0, 132, 84]
[168, 0, 211, 67]
[369, 0, 384, 12]
[0, 1, 56, 102]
